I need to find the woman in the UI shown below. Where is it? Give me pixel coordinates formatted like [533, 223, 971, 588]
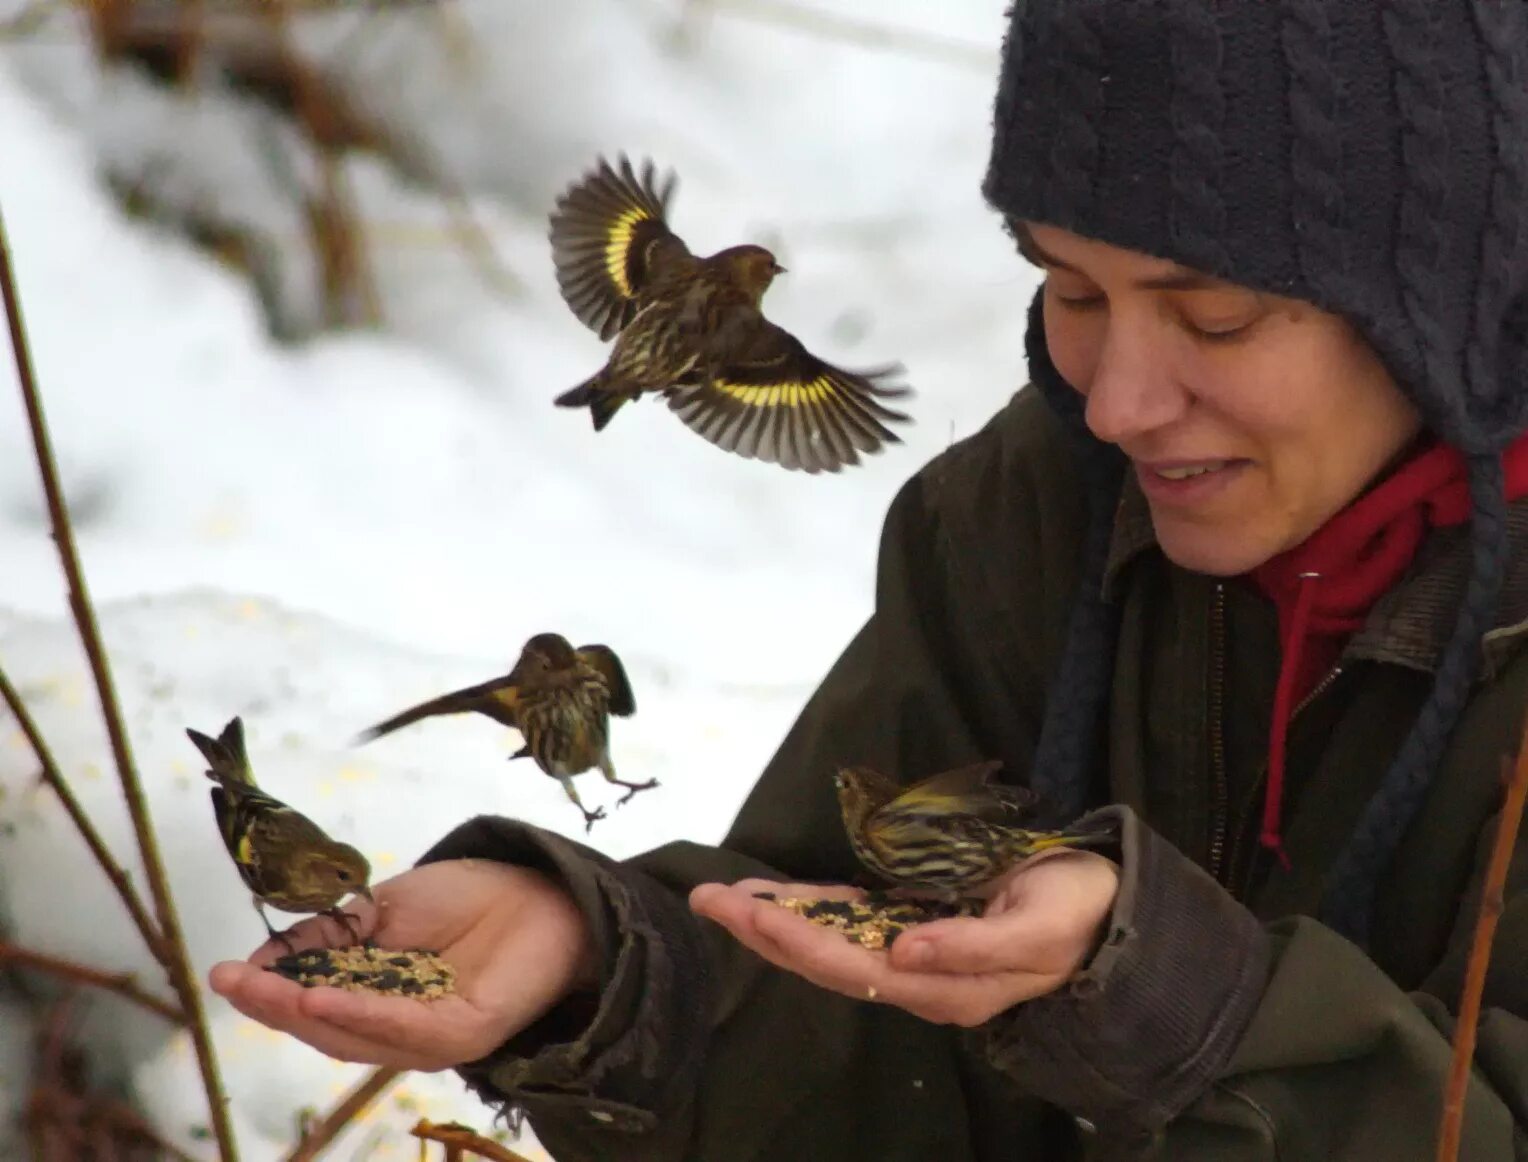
[211, 2, 1528, 1158]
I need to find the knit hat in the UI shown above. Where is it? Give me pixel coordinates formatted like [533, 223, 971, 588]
[983, 0, 1528, 944]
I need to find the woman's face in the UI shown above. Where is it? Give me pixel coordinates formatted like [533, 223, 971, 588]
[1024, 222, 1425, 576]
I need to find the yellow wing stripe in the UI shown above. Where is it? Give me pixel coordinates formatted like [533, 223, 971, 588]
[236, 833, 254, 864]
[604, 209, 649, 298]
[711, 377, 835, 408]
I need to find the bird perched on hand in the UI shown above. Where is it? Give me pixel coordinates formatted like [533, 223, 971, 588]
[355, 632, 650, 831]
[187, 717, 372, 951]
[835, 760, 1109, 897]
[548, 154, 913, 474]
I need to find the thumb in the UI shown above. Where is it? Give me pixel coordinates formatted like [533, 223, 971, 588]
[889, 910, 1056, 975]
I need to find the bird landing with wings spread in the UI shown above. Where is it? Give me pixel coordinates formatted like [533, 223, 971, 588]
[548, 155, 913, 474]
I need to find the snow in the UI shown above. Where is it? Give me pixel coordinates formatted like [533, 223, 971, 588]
[0, 1, 1039, 1157]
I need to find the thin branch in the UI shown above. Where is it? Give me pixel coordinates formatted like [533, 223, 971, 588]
[0, 663, 169, 963]
[1436, 737, 1528, 1162]
[409, 1120, 539, 1162]
[0, 203, 240, 1161]
[0, 941, 184, 1024]
[285, 1066, 404, 1162]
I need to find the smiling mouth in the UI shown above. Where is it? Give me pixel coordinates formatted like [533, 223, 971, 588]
[1151, 462, 1231, 481]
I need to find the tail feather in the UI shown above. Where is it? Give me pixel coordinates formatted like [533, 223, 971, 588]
[187, 717, 254, 786]
[355, 679, 507, 744]
[555, 377, 629, 432]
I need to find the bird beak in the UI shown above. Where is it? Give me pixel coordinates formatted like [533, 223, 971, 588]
[356, 884, 374, 903]
[774, 263, 788, 275]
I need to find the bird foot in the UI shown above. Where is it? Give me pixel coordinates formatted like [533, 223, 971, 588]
[614, 778, 660, 807]
[325, 908, 367, 947]
[582, 806, 608, 833]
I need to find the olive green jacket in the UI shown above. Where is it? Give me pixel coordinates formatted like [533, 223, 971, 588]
[423, 387, 1528, 1160]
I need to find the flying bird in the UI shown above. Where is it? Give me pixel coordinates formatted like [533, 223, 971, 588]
[356, 632, 650, 831]
[834, 760, 1107, 897]
[548, 154, 912, 473]
[187, 717, 372, 951]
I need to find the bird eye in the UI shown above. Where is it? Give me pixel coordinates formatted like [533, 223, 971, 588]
[336, 870, 352, 881]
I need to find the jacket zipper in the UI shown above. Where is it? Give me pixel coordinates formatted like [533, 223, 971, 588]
[1208, 584, 1230, 883]
[1226, 662, 1345, 896]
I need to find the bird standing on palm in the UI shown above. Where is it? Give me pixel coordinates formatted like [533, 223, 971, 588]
[549, 155, 913, 473]
[356, 632, 649, 830]
[188, 717, 373, 951]
[834, 760, 1107, 898]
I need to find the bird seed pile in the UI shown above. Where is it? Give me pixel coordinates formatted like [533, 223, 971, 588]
[754, 890, 981, 950]
[266, 946, 457, 998]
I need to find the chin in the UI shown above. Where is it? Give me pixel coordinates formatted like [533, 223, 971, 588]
[1153, 522, 1283, 577]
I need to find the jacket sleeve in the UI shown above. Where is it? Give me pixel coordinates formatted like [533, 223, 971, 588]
[416, 398, 1083, 1160]
[980, 798, 1528, 1161]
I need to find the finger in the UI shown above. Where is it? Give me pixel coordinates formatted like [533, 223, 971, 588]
[886, 912, 1063, 975]
[727, 878, 868, 902]
[209, 962, 413, 1065]
[860, 966, 1058, 1026]
[694, 893, 885, 1000]
[295, 987, 500, 1067]
[748, 898, 892, 995]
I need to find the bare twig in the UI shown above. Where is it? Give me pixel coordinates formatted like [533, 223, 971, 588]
[0, 940, 184, 1023]
[410, 1120, 538, 1162]
[0, 663, 169, 962]
[260, 0, 383, 329]
[285, 1066, 404, 1162]
[0, 204, 240, 1160]
[1436, 737, 1528, 1162]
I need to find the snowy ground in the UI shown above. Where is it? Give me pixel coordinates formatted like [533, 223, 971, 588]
[0, 1, 1038, 1157]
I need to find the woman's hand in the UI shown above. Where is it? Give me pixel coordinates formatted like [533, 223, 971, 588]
[209, 860, 596, 1071]
[690, 850, 1119, 1027]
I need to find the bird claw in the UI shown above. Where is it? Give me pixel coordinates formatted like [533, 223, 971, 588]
[615, 778, 660, 807]
[582, 806, 608, 832]
[326, 909, 367, 947]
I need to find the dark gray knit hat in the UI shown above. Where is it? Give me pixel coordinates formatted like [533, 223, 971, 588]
[983, 0, 1528, 943]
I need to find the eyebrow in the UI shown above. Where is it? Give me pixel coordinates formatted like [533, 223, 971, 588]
[1016, 228, 1226, 293]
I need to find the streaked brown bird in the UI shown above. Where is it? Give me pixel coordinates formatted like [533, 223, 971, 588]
[187, 717, 372, 951]
[355, 632, 650, 831]
[834, 760, 1108, 897]
[548, 154, 913, 473]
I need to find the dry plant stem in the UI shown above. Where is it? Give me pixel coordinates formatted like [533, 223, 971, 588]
[1435, 741, 1528, 1162]
[261, 0, 383, 328]
[0, 206, 241, 1162]
[285, 1066, 404, 1162]
[410, 1120, 539, 1162]
[177, 0, 204, 86]
[0, 663, 169, 962]
[0, 940, 184, 1023]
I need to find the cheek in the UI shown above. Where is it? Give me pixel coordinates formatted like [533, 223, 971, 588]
[1042, 300, 1100, 393]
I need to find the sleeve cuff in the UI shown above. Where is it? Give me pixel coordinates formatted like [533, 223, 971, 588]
[981, 805, 1271, 1143]
[417, 816, 712, 1131]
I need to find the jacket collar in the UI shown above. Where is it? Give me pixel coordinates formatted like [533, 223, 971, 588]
[1101, 472, 1528, 678]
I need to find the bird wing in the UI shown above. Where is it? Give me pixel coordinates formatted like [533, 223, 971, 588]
[550, 156, 696, 341]
[577, 644, 637, 716]
[665, 317, 912, 473]
[355, 674, 521, 743]
[208, 782, 304, 897]
[885, 761, 1033, 824]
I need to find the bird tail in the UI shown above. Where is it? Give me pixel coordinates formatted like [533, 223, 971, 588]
[354, 679, 505, 744]
[187, 717, 255, 787]
[1025, 817, 1116, 855]
[555, 374, 628, 432]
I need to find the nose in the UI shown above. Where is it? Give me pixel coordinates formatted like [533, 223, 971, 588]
[1079, 325, 1190, 447]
